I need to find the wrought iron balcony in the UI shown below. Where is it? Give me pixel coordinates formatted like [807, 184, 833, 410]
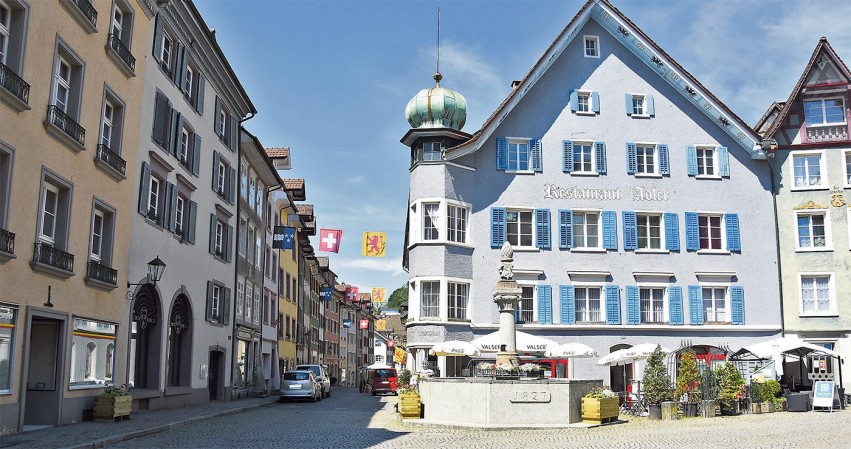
[0, 228, 14, 255]
[107, 34, 135, 72]
[147, 208, 159, 223]
[72, 0, 98, 28]
[96, 144, 126, 175]
[0, 61, 30, 105]
[87, 261, 117, 285]
[33, 242, 74, 273]
[47, 105, 86, 147]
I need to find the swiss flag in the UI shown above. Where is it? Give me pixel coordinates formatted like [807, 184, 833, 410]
[345, 286, 359, 303]
[318, 228, 342, 253]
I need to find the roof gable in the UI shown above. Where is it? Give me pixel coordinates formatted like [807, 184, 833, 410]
[445, 0, 764, 160]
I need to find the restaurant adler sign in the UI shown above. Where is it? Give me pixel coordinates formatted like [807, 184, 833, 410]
[544, 184, 671, 201]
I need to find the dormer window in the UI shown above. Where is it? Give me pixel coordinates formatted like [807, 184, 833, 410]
[804, 98, 845, 126]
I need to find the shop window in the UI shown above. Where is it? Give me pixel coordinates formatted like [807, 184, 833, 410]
[69, 318, 117, 389]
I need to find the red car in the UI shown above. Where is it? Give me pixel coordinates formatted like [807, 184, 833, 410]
[365, 368, 398, 396]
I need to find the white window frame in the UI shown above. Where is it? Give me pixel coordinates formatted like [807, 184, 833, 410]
[506, 138, 531, 172]
[217, 161, 226, 196]
[635, 211, 665, 252]
[844, 151, 851, 188]
[697, 212, 726, 253]
[572, 283, 604, 323]
[583, 35, 599, 58]
[572, 141, 596, 174]
[212, 284, 221, 320]
[571, 209, 602, 250]
[408, 198, 472, 248]
[160, 33, 173, 70]
[701, 283, 729, 323]
[175, 195, 185, 233]
[506, 207, 535, 249]
[696, 145, 719, 178]
[254, 233, 261, 268]
[40, 183, 60, 245]
[421, 141, 441, 162]
[111, 5, 123, 37]
[90, 209, 104, 262]
[422, 202, 439, 241]
[517, 283, 537, 324]
[794, 209, 832, 251]
[240, 162, 248, 199]
[54, 56, 72, 113]
[214, 220, 223, 255]
[790, 150, 827, 191]
[446, 202, 468, 244]
[798, 272, 836, 317]
[0, 0, 10, 65]
[101, 100, 114, 148]
[576, 90, 593, 115]
[179, 127, 190, 164]
[638, 284, 667, 324]
[803, 97, 846, 127]
[635, 143, 659, 176]
[147, 176, 159, 219]
[630, 93, 647, 117]
[447, 281, 468, 320]
[184, 65, 194, 95]
[236, 279, 244, 317]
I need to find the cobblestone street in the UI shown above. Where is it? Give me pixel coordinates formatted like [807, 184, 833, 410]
[102, 387, 851, 449]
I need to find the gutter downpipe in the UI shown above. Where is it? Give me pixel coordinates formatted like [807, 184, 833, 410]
[766, 151, 785, 338]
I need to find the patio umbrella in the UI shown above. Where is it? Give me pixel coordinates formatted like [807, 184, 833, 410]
[597, 349, 632, 366]
[471, 331, 558, 354]
[546, 342, 598, 359]
[623, 343, 672, 361]
[429, 340, 481, 357]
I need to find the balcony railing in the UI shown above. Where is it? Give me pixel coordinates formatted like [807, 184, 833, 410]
[87, 261, 117, 285]
[33, 242, 74, 273]
[47, 105, 86, 147]
[0, 61, 30, 105]
[806, 124, 849, 143]
[107, 34, 135, 71]
[96, 144, 126, 175]
[72, 0, 98, 28]
[0, 228, 14, 255]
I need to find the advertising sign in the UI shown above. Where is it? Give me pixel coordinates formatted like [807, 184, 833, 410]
[812, 381, 836, 409]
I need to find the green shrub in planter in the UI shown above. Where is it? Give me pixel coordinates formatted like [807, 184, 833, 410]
[716, 362, 744, 415]
[761, 379, 781, 403]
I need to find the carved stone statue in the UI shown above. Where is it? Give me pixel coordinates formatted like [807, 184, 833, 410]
[499, 241, 514, 280]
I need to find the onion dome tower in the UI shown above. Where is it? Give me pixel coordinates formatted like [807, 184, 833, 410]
[405, 72, 467, 131]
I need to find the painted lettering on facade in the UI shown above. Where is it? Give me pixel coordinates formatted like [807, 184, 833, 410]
[544, 184, 670, 201]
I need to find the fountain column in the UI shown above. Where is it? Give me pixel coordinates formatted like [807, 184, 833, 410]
[493, 242, 522, 367]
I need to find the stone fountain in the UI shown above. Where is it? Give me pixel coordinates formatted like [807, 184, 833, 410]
[494, 241, 522, 367]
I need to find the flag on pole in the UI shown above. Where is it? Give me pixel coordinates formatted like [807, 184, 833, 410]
[273, 226, 296, 250]
[318, 228, 342, 253]
[362, 231, 386, 257]
[376, 319, 387, 331]
[321, 287, 333, 301]
[345, 286, 359, 303]
[371, 288, 386, 304]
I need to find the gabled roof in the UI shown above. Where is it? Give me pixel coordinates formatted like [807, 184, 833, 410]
[763, 37, 851, 139]
[265, 147, 290, 158]
[754, 102, 785, 138]
[316, 256, 329, 269]
[296, 204, 314, 218]
[282, 178, 306, 201]
[444, 0, 764, 160]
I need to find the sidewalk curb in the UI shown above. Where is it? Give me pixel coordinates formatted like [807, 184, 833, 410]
[60, 399, 278, 449]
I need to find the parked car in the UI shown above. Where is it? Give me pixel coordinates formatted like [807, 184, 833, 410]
[296, 364, 331, 398]
[279, 370, 322, 403]
[365, 367, 398, 396]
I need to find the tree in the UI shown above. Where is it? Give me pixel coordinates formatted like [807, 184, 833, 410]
[385, 285, 408, 310]
[675, 351, 701, 403]
[642, 345, 673, 405]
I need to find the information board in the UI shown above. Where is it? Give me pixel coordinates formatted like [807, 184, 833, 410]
[812, 381, 836, 409]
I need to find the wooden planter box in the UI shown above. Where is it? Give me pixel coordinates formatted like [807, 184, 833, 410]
[94, 395, 132, 422]
[582, 397, 619, 424]
[751, 403, 762, 414]
[399, 393, 421, 419]
[761, 401, 775, 413]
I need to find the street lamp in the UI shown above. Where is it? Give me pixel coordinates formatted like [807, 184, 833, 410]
[127, 256, 167, 288]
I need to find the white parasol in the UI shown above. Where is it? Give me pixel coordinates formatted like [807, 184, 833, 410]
[545, 342, 598, 359]
[429, 340, 481, 357]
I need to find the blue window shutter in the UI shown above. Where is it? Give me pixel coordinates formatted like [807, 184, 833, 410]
[595, 141, 607, 174]
[152, 13, 164, 60]
[496, 138, 508, 171]
[687, 145, 698, 176]
[208, 213, 217, 255]
[559, 209, 573, 249]
[591, 91, 600, 113]
[622, 211, 637, 250]
[605, 286, 621, 325]
[669, 286, 683, 325]
[718, 146, 730, 177]
[569, 89, 578, 111]
[192, 134, 201, 176]
[602, 211, 617, 250]
[538, 285, 552, 324]
[196, 74, 205, 114]
[531, 139, 543, 172]
[664, 212, 679, 251]
[625, 93, 633, 115]
[647, 95, 655, 116]
[212, 151, 220, 191]
[730, 286, 745, 325]
[626, 286, 640, 324]
[626, 142, 637, 174]
[214, 96, 222, 135]
[138, 162, 151, 216]
[515, 309, 520, 323]
[725, 213, 741, 252]
[490, 207, 506, 248]
[562, 140, 573, 173]
[685, 212, 699, 251]
[688, 285, 704, 325]
[535, 208, 551, 249]
[560, 285, 575, 324]
[658, 144, 670, 175]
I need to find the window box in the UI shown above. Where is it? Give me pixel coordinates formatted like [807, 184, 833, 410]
[60, 0, 98, 33]
[0, 62, 30, 111]
[44, 105, 86, 152]
[105, 33, 135, 77]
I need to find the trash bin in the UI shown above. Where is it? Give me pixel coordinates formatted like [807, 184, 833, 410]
[787, 392, 809, 412]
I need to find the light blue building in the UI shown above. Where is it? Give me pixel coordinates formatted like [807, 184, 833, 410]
[401, 0, 781, 389]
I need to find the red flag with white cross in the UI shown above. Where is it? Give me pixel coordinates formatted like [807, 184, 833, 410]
[318, 228, 342, 253]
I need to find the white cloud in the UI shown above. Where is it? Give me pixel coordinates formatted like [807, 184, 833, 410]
[347, 175, 365, 184]
[333, 257, 405, 275]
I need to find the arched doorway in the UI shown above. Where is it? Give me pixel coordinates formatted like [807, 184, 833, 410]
[166, 295, 192, 387]
[129, 284, 162, 389]
[609, 343, 633, 395]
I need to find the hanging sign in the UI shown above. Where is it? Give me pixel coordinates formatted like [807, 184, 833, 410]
[342, 319, 352, 328]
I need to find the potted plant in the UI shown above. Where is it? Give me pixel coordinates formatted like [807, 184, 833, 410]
[699, 368, 720, 418]
[675, 351, 701, 417]
[397, 370, 421, 419]
[642, 345, 674, 420]
[773, 396, 787, 412]
[94, 384, 132, 422]
[519, 363, 545, 379]
[761, 379, 781, 413]
[716, 362, 744, 416]
[581, 385, 619, 424]
[749, 382, 762, 414]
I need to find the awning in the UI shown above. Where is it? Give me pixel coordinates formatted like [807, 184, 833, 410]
[471, 331, 558, 354]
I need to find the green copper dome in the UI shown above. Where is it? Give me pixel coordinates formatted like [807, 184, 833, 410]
[405, 73, 467, 130]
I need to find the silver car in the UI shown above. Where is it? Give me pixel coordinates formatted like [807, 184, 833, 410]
[296, 364, 331, 398]
[279, 370, 321, 403]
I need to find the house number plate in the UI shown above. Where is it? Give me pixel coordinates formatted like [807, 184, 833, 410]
[510, 391, 551, 403]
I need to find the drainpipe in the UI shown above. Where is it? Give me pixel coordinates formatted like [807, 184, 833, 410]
[764, 143, 785, 338]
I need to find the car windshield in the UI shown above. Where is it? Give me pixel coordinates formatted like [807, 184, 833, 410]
[375, 369, 396, 379]
[284, 372, 310, 381]
[297, 366, 321, 377]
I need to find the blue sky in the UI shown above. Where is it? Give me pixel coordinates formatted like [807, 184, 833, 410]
[195, 0, 851, 294]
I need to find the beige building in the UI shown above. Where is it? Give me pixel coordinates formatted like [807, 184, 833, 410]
[0, 0, 149, 430]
